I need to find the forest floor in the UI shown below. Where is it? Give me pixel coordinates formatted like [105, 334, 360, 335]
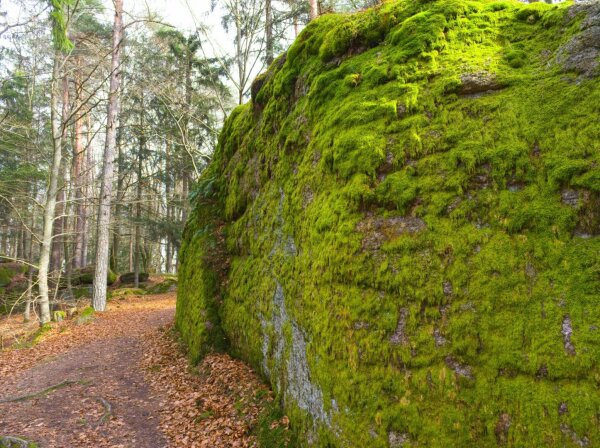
[0, 292, 289, 448]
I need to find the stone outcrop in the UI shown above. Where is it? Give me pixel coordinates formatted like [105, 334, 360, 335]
[177, 1, 600, 446]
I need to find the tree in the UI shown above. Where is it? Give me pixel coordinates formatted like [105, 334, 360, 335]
[309, 0, 318, 19]
[38, 0, 75, 325]
[92, 0, 123, 312]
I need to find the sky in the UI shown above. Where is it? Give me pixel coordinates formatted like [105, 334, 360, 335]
[2, 0, 236, 54]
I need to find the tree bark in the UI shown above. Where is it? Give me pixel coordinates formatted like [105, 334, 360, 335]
[72, 66, 86, 270]
[134, 92, 144, 289]
[265, 0, 274, 65]
[92, 0, 123, 311]
[309, 0, 318, 20]
[50, 75, 69, 273]
[38, 53, 65, 324]
[165, 141, 171, 274]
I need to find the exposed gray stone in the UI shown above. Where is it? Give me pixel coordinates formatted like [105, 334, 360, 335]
[561, 189, 580, 207]
[557, 2, 600, 77]
[353, 321, 370, 330]
[388, 431, 410, 447]
[495, 413, 511, 445]
[458, 71, 502, 95]
[562, 315, 576, 356]
[560, 423, 590, 447]
[445, 356, 474, 379]
[267, 281, 330, 425]
[558, 402, 569, 415]
[390, 308, 409, 345]
[443, 280, 453, 296]
[433, 328, 447, 347]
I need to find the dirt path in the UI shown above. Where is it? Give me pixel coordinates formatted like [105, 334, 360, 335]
[0, 293, 291, 448]
[0, 294, 175, 447]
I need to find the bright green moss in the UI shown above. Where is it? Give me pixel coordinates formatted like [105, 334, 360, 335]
[178, 0, 600, 446]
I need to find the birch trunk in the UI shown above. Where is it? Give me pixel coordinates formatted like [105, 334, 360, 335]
[309, 0, 318, 20]
[265, 0, 273, 65]
[92, 0, 123, 311]
[72, 68, 86, 270]
[38, 53, 64, 324]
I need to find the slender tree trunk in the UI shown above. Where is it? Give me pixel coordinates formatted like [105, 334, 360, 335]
[82, 113, 93, 267]
[93, 0, 123, 311]
[134, 97, 144, 289]
[129, 233, 133, 272]
[72, 67, 85, 270]
[38, 53, 65, 325]
[309, 0, 318, 20]
[294, 14, 299, 37]
[165, 141, 171, 274]
[235, 0, 244, 105]
[110, 128, 123, 273]
[265, 0, 274, 65]
[50, 75, 69, 273]
[24, 204, 36, 322]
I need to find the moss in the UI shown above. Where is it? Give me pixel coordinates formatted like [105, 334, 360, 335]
[76, 306, 95, 325]
[108, 287, 145, 299]
[146, 278, 177, 294]
[74, 267, 117, 285]
[30, 323, 52, 345]
[178, 0, 600, 446]
[0, 266, 16, 287]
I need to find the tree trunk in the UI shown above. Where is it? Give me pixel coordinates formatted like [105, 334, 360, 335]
[235, 0, 244, 105]
[309, 0, 318, 20]
[50, 75, 69, 273]
[92, 0, 123, 311]
[72, 67, 85, 270]
[82, 113, 94, 267]
[38, 53, 65, 325]
[134, 95, 144, 289]
[24, 204, 36, 322]
[165, 141, 171, 274]
[265, 0, 274, 65]
[110, 126, 124, 273]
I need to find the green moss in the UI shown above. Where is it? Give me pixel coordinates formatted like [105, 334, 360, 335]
[0, 266, 16, 287]
[74, 267, 117, 286]
[108, 287, 145, 299]
[146, 278, 177, 294]
[76, 306, 95, 325]
[178, 0, 600, 446]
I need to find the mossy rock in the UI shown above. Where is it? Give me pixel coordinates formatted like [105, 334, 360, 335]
[178, 1, 600, 446]
[146, 278, 177, 294]
[119, 272, 149, 284]
[0, 436, 39, 447]
[73, 266, 117, 286]
[108, 287, 145, 299]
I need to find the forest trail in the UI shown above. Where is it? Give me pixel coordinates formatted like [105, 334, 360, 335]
[0, 293, 281, 447]
[0, 293, 174, 447]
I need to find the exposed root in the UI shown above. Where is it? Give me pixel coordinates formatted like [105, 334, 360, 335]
[0, 435, 37, 447]
[0, 380, 77, 404]
[96, 397, 113, 426]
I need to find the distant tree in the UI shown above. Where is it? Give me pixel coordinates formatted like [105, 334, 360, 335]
[92, 0, 124, 312]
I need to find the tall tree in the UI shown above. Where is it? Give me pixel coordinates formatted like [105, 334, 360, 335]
[92, 0, 123, 311]
[309, 0, 318, 19]
[38, 0, 74, 325]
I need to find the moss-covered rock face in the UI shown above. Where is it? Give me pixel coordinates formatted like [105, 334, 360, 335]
[177, 0, 600, 446]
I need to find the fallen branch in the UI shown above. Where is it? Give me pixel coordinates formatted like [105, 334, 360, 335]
[0, 380, 77, 404]
[0, 435, 36, 447]
[96, 397, 113, 426]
